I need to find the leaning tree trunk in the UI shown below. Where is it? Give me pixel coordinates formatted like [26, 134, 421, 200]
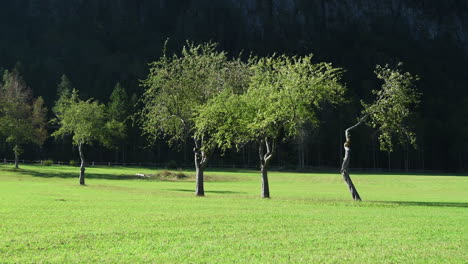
[340, 116, 368, 201]
[258, 138, 275, 198]
[194, 138, 209, 196]
[341, 142, 361, 201]
[78, 143, 86, 185]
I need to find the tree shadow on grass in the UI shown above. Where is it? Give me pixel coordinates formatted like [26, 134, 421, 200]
[10, 168, 140, 181]
[165, 188, 247, 194]
[375, 200, 468, 208]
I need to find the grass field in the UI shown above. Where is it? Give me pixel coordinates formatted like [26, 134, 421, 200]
[0, 164, 467, 263]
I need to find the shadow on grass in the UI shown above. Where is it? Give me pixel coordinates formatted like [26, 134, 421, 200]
[165, 188, 247, 194]
[376, 201, 468, 208]
[8, 167, 140, 181]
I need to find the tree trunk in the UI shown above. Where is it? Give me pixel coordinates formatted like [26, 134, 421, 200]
[340, 116, 367, 201]
[195, 163, 204, 196]
[258, 138, 274, 198]
[194, 138, 209, 196]
[260, 164, 270, 198]
[78, 143, 86, 185]
[341, 144, 361, 201]
[14, 145, 19, 169]
[297, 128, 305, 169]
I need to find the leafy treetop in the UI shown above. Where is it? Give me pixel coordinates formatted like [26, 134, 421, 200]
[52, 89, 122, 148]
[195, 54, 346, 151]
[139, 41, 234, 146]
[362, 63, 420, 152]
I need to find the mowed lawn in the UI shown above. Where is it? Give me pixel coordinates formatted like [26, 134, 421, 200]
[0, 165, 467, 263]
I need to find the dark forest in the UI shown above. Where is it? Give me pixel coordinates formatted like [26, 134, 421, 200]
[1, 0, 467, 172]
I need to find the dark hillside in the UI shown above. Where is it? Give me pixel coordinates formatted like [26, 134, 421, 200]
[0, 0, 467, 171]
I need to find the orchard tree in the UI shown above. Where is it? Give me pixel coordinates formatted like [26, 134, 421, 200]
[0, 69, 48, 168]
[139, 41, 244, 196]
[52, 89, 123, 185]
[197, 55, 346, 198]
[340, 63, 420, 201]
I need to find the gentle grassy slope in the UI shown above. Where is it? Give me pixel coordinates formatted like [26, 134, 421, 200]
[0, 165, 467, 263]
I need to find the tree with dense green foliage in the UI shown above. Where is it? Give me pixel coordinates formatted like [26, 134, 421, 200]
[0, 69, 48, 168]
[341, 63, 420, 201]
[139, 42, 246, 196]
[52, 89, 122, 185]
[197, 55, 346, 198]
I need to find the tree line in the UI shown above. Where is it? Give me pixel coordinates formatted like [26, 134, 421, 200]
[0, 42, 420, 200]
[1, 0, 466, 171]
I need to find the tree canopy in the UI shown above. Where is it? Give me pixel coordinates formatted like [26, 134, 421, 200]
[196, 54, 346, 197]
[0, 69, 47, 168]
[363, 63, 420, 152]
[52, 89, 110, 147]
[139, 42, 230, 145]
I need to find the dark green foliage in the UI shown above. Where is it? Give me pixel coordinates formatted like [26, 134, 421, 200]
[53, 74, 74, 117]
[105, 82, 129, 150]
[166, 160, 178, 170]
[0, 1, 467, 170]
[108, 82, 129, 123]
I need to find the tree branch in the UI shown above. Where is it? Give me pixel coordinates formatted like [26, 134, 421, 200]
[345, 113, 369, 142]
[264, 137, 275, 163]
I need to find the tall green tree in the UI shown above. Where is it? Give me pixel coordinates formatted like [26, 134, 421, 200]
[52, 89, 121, 185]
[53, 74, 73, 116]
[108, 82, 130, 122]
[0, 69, 48, 168]
[139, 42, 240, 196]
[340, 63, 420, 201]
[107, 82, 129, 162]
[197, 55, 346, 198]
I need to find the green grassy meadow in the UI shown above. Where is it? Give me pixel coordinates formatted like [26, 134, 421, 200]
[0, 164, 467, 263]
